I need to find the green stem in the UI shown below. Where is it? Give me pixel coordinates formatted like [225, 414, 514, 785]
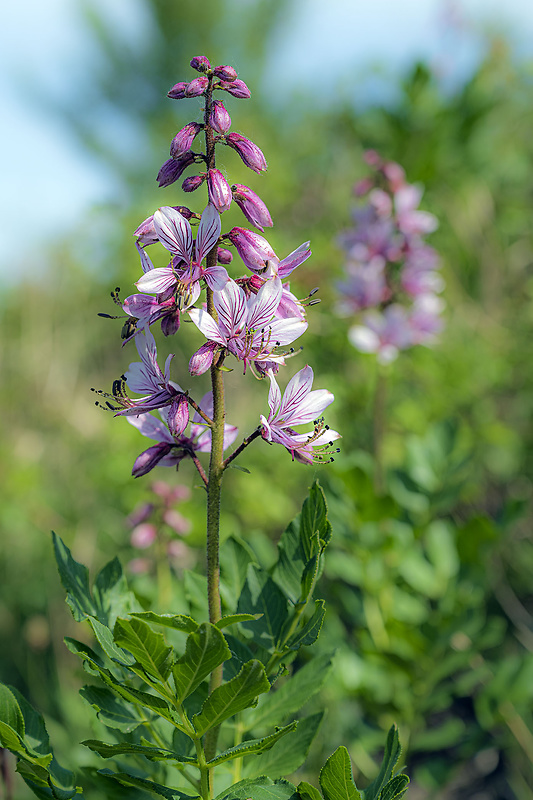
[195, 738, 210, 800]
[373, 364, 387, 495]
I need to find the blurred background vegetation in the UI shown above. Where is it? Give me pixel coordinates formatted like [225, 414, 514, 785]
[2, 1, 533, 798]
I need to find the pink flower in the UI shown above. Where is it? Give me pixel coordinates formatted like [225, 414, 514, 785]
[260, 366, 340, 464]
[348, 305, 413, 363]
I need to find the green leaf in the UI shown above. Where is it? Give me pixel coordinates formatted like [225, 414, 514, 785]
[0, 684, 25, 736]
[216, 614, 263, 629]
[88, 617, 135, 666]
[83, 739, 196, 763]
[0, 723, 53, 769]
[52, 532, 95, 622]
[114, 617, 173, 681]
[184, 571, 209, 619]
[93, 557, 139, 628]
[245, 711, 323, 779]
[244, 652, 333, 730]
[131, 612, 199, 633]
[220, 536, 256, 612]
[298, 782, 323, 800]
[79, 685, 143, 732]
[319, 747, 361, 800]
[193, 660, 270, 736]
[207, 721, 298, 766]
[377, 776, 409, 800]
[300, 550, 320, 603]
[238, 564, 289, 651]
[361, 726, 402, 800]
[223, 635, 255, 681]
[215, 776, 298, 800]
[286, 600, 326, 650]
[101, 770, 197, 799]
[173, 623, 231, 703]
[272, 517, 303, 605]
[301, 482, 331, 558]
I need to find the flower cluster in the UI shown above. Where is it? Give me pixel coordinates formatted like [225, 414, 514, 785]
[101, 56, 339, 472]
[337, 151, 444, 363]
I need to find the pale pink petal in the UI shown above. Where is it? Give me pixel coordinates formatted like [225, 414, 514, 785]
[153, 207, 193, 262]
[247, 277, 282, 330]
[264, 317, 308, 347]
[267, 371, 282, 416]
[283, 389, 334, 426]
[136, 267, 177, 295]
[277, 242, 312, 279]
[394, 185, 422, 214]
[126, 413, 173, 443]
[196, 205, 222, 263]
[276, 365, 314, 421]
[188, 308, 227, 345]
[348, 325, 380, 353]
[214, 280, 247, 336]
[204, 265, 230, 292]
[136, 242, 155, 273]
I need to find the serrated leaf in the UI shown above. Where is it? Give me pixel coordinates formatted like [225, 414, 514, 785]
[286, 600, 326, 650]
[320, 747, 361, 800]
[52, 532, 95, 622]
[244, 652, 333, 731]
[300, 550, 320, 602]
[101, 770, 197, 799]
[173, 623, 230, 703]
[245, 711, 323, 779]
[193, 660, 270, 737]
[220, 536, 256, 613]
[238, 565, 289, 651]
[223, 635, 255, 681]
[114, 617, 173, 681]
[216, 614, 262, 629]
[93, 557, 139, 628]
[301, 482, 331, 558]
[88, 617, 135, 666]
[0, 684, 25, 736]
[208, 721, 298, 767]
[272, 517, 303, 604]
[298, 781, 323, 800]
[377, 776, 409, 800]
[362, 726, 402, 800]
[131, 612, 198, 632]
[0, 722, 53, 769]
[83, 739, 196, 764]
[215, 776, 298, 800]
[79, 685, 143, 733]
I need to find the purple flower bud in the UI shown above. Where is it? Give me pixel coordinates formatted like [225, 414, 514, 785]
[207, 169, 232, 213]
[163, 509, 191, 535]
[157, 152, 195, 187]
[134, 206, 194, 243]
[132, 443, 173, 478]
[190, 55, 211, 73]
[227, 227, 276, 272]
[167, 81, 188, 99]
[131, 523, 157, 549]
[217, 247, 233, 264]
[209, 100, 231, 134]
[161, 309, 180, 336]
[185, 76, 209, 97]
[353, 177, 374, 197]
[126, 502, 155, 527]
[232, 184, 272, 231]
[214, 65, 238, 82]
[167, 395, 189, 437]
[189, 341, 218, 375]
[182, 174, 206, 192]
[217, 79, 251, 99]
[225, 133, 266, 173]
[170, 122, 202, 158]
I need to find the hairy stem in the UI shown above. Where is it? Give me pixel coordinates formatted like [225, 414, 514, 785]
[223, 427, 261, 470]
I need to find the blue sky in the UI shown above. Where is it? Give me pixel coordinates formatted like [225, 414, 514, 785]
[2, 0, 533, 281]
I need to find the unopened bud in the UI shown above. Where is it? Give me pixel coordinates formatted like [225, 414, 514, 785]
[209, 100, 231, 134]
[131, 523, 157, 549]
[167, 395, 189, 437]
[189, 341, 218, 376]
[217, 247, 233, 265]
[167, 81, 188, 99]
[214, 65, 237, 82]
[157, 152, 195, 187]
[170, 122, 202, 158]
[232, 184, 272, 231]
[185, 76, 209, 97]
[353, 177, 374, 197]
[182, 174, 206, 192]
[132, 443, 173, 478]
[190, 55, 211, 73]
[383, 161, 406, 191]
[207, 169, 232, 213]
[217, 79, 251, 99]
[227, 227, 276, 272]
[225, 132, 266, 173]
[161, 309, 180, 336]
[364, 149, 382, 167]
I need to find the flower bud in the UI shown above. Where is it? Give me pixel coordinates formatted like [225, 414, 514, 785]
[232, 184, 272, 231]
[131, 523, 157, 549]
[364, 149, 382, 167]
[170, 122, 202, 158]
[353, 177, 374, 197]
[209, 100, 231, 134]
[227, 227, 277, 272]
[132, 442, 173, 477]
[167, 81, 188, 99]
[167, 394, 189, 437]
[182, 174, 206, 192]
[190, 55, 211, 72]
[207, 169, 232, 213]
[185, 76, 209, 97]
[157, 152, 195, 187]
[126, 502, 155, 527]
[214, 64, 238, 82]
[161, 308, 180, 336]
[163, 509, 191, 535]
[134, 206, 193, 244]
[217, 247, 233, 265]
[217, 79, 251, 99]
[225, 133, 266, 173]
[383, 161, 406, 192]
[189, 341, 218, 375]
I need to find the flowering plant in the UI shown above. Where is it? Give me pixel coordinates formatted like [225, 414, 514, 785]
[0, 57, 408, 800]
